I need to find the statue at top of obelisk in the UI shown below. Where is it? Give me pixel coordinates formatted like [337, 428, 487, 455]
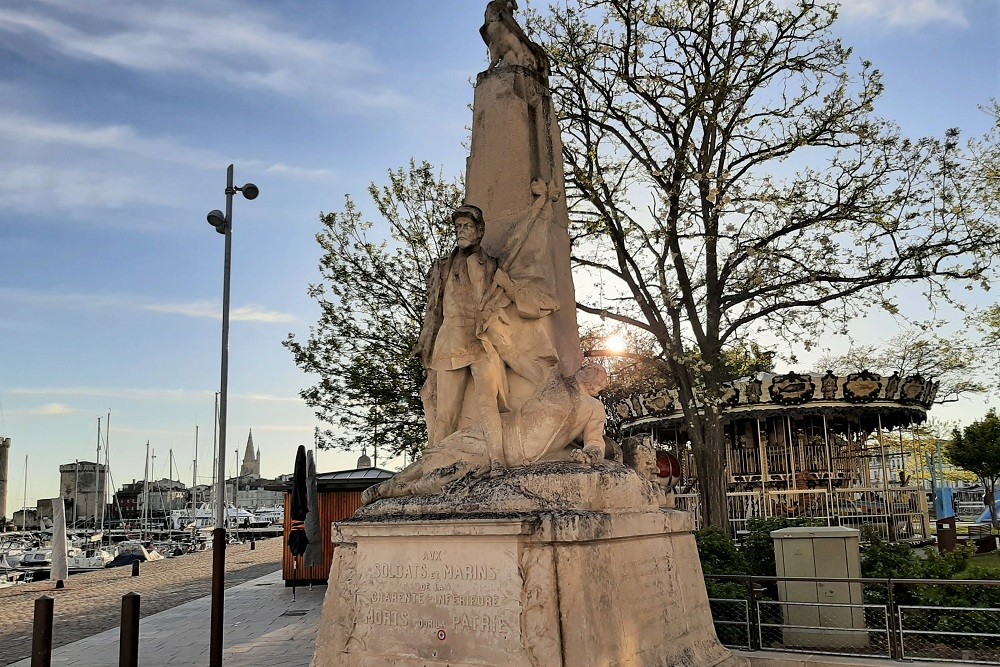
[363, 1, 594, 504]
[480, 0, 550, 77]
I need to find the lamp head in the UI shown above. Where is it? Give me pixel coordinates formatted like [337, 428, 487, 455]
[240, 183, 259, 200]
[207, 209, 227, 234]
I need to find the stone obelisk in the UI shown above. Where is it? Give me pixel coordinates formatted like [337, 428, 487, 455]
[465, 65, 582, 382]
[0, 437, 10, 521]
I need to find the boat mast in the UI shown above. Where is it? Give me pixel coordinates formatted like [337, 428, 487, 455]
[234, 448, 239, 505]
[73, 459, 80, 528]
[143, 442, 150, 538]
[168, 448, 174, 542]
[211, 393, 219, 517]
[95, 417, 101, 531]
[191, 425, 199, 530]
[102, 410, 110, 533]
[151, 448, 158, 534]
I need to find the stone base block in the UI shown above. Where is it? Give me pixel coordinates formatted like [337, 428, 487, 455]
[314, 509, 745, 667]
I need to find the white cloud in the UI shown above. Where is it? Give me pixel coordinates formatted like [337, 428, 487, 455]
[837, 0, 969, 27]
[0, 288, 295, 324]
[144, 301, 296, 323]
[9, 386, 302, 404]
[0, 113, 336, 219]
[0, 1, 410, 110]
[264, 163, 335, 181]
[13, 402, 88, 416]
[0, 114, 220, 167]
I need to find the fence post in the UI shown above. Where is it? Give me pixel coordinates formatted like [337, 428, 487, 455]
[747, 575, 760, 651]
[31, 595, 54, 667]
[119, 592, 140, 667]
[886, 579, 900, 660]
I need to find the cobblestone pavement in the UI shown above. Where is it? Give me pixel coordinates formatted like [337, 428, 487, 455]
[7, 568, 325, 667]
[0, 538, 285, 666]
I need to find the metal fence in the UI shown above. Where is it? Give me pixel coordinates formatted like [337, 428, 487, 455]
[675, 486, 929, 539]
[706, 574, 1000, 663]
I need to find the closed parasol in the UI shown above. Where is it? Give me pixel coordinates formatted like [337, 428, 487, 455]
[304, 450, 323, 568]
[287, 445, 309, 599]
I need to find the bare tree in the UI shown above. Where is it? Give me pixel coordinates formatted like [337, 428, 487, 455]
[531, 0, 1000, 527]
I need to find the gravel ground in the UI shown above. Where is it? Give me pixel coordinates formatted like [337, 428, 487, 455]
[0, 538, 283, 666]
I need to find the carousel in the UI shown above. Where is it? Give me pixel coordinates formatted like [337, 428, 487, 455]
[608, 370, 938, 541]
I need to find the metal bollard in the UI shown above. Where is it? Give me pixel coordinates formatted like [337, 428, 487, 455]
[131, 561, 140, 577]
[31, 595, 54, 667]
[250, 538, 256, 551]
[119, 592, 140, 667]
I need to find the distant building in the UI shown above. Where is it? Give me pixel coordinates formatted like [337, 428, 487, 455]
[58, 460, 108, 526]
[190, 483, 212, 505]
[12, 507, 38, 530]
[146, 478, 187, 513]
[113, 481, 144, 520]
[234, 475, 284, 509]
[36, 498, 55, 521]
[0, 436, 10, 521]
[240, 430, 261, 478]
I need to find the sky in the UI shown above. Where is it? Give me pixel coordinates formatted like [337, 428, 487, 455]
[0, 0, 998, 513]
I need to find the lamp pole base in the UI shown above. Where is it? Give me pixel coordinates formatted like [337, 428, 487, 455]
[209, 526, 227, 667]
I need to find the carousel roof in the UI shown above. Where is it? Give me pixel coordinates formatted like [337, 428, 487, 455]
[608, 370, 939, 432]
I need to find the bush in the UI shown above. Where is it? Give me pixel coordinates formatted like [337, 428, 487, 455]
[696, 527, 752, 647]
[860, 527, 923, 580]
[697, 527, 747, 576]
[696, 527, 749, 599]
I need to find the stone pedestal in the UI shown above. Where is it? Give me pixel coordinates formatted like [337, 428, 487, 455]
[314, 465, 745, 667]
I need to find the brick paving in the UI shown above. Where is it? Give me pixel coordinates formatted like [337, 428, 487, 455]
[0, 538, 287, 666]
[5, 568, 325, 667]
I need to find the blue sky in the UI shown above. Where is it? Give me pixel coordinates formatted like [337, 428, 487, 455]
[0, 0, 997, 512]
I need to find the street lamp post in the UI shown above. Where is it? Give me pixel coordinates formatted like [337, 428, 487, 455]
[206, 164, 258, 667]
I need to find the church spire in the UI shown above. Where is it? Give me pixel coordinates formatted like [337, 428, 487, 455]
[240, 429, 259, 477]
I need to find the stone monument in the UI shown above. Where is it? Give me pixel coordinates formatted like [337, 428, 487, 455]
[313, 4, 745, 666]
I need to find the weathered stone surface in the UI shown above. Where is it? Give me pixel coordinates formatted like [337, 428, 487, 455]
[467, 64, 580, 380]
[358, 461, 661, 519]
[314, 497, 745, 667]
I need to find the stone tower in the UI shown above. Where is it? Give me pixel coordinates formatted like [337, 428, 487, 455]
[240, 430, 260, 477]
[0, 437, 10, 521]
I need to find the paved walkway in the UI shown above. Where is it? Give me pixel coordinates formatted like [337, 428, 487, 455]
[0, 538, 285, 664]
[11, 570, 325, 667]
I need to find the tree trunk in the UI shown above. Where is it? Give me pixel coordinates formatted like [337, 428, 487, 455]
[692, 408, 729, 530]
[990, 481, 999, 530]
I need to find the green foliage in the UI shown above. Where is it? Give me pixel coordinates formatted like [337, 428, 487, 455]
[947, 410, 1000, 526]
[695, 526, 750, 649]
[859, 527, 924, 580]
[696, 527, 747, 577]
[284, 160, 463, 460]
[529, 0, 1000, 529]
[697, 521, 1000, 651]
[861, 527, 977, 582]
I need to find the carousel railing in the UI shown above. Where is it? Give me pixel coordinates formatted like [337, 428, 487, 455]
[675, 487, 928, 541]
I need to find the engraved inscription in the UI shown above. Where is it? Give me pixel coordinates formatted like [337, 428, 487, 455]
[354, 539, 522, 662]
